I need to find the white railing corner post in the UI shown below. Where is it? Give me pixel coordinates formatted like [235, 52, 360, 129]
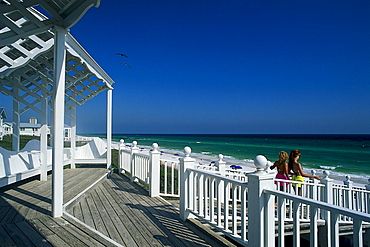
[130, 141, 139, 182]
[366, 178, 370, 215]
[118, 139, 125, 173]
[149, 143, 160, 197]
[247, 155, 276, 247]
[216, 154, 226, 198]
[320, 170, 334, 246]
[179, 146, 196, 221]
[216, 154, 226, 174]
[310, 170, 319, 200]
[343, 175, 353, 209]
[366, 178, 370, 191]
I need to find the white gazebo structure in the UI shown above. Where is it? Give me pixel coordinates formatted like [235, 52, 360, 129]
[0, 1, 114, 217]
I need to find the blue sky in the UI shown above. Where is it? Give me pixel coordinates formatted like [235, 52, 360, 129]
[1, 0, 369, 134]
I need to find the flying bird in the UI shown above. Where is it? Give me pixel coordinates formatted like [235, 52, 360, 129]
[120, 63, 131, 68]
[116, 53, 128, 58]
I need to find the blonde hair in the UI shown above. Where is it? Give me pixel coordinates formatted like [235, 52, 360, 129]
[278, 151, 289, 163]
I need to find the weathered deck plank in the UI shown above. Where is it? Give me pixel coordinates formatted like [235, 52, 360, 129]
[15, 220, 52, 247]
[99, 180, 166, 247]
[67, 173, 214, 247]
[111, 174, 208, 247]
[91, 187, 137, 246]
[101, 183, 152, 246]
[107, 176, 187, 246]
[0, 224, 16, 246]
[0, 166, 225, 247]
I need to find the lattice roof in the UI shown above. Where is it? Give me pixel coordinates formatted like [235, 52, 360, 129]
[0, 0, 115, 118]
[0, 0, 101, 46]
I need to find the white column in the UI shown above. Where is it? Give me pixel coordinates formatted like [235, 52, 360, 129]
[149, 143, 160, 197]
[130, 141, 139, 182]
[320, 171, 334, 247]
[70, 90, 76, 169]
[247, 155, 275, 247]
[216, 154, 226, 199]
[179, 146, 196, 221]
[309, 170, 319, 200]
[12, 83, 20, 152]
[40, 76, 48, 181]
[343, 175, 353, 209]
[106, 89, 112, 169]
[51, 26, 67, 218]
[366, 178, 370, 214]
[118, 139, 125, 173]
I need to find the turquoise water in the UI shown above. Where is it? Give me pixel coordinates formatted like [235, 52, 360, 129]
[92, 134, 370, 178]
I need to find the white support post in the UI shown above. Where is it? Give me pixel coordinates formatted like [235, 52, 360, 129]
[247, 155, 275, 247]
[319, 171, 333, 247]
[40, 76, 48, 181]
[70, 88, 76, 169]
[149, 143, 160, 197]
[309, 170, 319, 200]
[366, 178, 370, 214]
[216, 154, 226, 199]
[130, 141, 139, 182]
[106, 89, 112, 169]
[51, 26, 67, 218]
[343, 175, 353, 209]
[119, 139, 125, 173]
[12, 82, 20, 152]
[216, 154, 226, 175]
[179, 146, 196, 221]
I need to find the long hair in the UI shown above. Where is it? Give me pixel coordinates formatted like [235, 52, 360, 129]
[288, 149, 301, 171]
[277, 151, 289, 165]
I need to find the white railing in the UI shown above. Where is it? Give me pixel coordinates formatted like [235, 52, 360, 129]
[187, 167, 247, 238]
[273, 172, 370, 225]
[160, 159, 180, 197]
[133, 152, 150, 184]
[178, 151, 370, 247]
[118, 141, 370, 246]
[119, 148, 131, 172]
[118, 140, 180, 197]
[266, 189, 370, 247]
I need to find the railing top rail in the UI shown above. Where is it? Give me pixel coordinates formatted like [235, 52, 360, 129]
[134, 152, 150, 159]
[160, 158, 180, 164]
[265, 189, 370, 222]
[189, 167, 248, 185]
[120, 149, 131, 154]
[274, 178, 325, 187]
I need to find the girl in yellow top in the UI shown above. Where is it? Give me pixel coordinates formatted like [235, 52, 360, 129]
[288, 149, 320, 196]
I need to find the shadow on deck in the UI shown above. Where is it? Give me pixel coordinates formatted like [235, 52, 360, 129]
[0, 166, 232, 246]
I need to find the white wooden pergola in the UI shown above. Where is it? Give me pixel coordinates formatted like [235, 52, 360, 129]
[0, 0, 114, 217]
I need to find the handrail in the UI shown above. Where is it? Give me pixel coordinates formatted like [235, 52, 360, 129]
[266, 189, 370, 221]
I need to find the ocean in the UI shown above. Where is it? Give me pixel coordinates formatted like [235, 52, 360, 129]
[92, 134, 370, 180]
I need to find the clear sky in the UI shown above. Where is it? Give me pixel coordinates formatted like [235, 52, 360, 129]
[1, 0, 369, 134]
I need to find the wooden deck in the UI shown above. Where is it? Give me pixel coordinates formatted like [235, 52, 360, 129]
[0, 166, 232, 247]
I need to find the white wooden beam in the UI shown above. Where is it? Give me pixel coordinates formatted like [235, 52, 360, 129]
[70, 87, 76, 169]
[51, 26, 67, 218]
[106, 88, 112, 169]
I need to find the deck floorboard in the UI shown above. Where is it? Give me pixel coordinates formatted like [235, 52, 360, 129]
[0, 166, 221, 246]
